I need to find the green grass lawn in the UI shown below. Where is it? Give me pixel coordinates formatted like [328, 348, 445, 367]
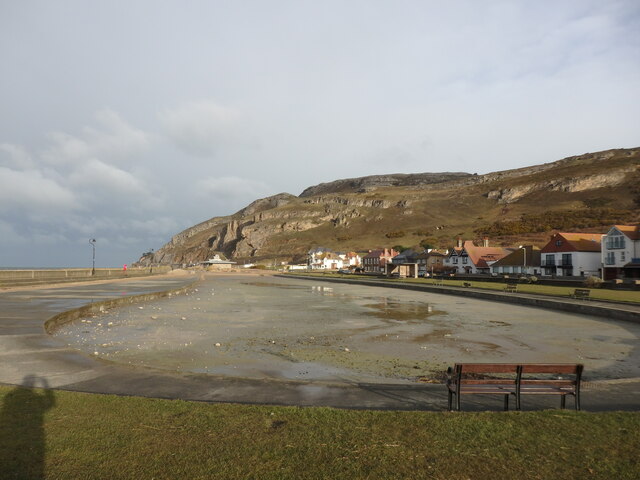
[292, 272, 640, 304]
[1, 385, 638, 479]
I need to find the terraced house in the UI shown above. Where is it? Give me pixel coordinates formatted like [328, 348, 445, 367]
[362, 248, 398, 273]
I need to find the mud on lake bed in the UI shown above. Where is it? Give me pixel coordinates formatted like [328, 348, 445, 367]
[53, 275, 640, 383]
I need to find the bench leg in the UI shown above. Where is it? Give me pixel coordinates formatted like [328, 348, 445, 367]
[448, 390, 453, 411]
[515, 393, 521, 411]
[575, 394, 580, 411]
[456, 392, 461, 412]
[561, 395, 566, 409]
[503, 394, 509, 411]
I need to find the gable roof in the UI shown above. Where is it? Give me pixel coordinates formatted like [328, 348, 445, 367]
[541, 233, 602, 253]
[463, 240, 513, 268]
[492, 246, 541, 267]
[612, 225, 640, 241]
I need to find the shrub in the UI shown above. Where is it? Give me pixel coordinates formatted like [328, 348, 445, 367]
[475, 208, 635, 236]
[420, 238, 437, 250]
[385, 231, 406, 239]
[583, 276, 604, 288]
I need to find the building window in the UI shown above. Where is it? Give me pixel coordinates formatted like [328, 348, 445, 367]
[561, 254, 572, 266]
[555, 240, 562, 246]
[605, 252, 615, 265]
[621, 252, 626, 262]
[453, 257, 458, 264]
[606, 235, 625, 249]
[462, 257, 468, 264]
[544, 254, 555, 267]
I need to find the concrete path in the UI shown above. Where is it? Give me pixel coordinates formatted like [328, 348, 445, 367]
[0, 275, 638, 411]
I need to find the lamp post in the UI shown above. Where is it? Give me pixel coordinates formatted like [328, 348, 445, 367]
[89, 239, 96, 276]
[520, 246, 527, 275]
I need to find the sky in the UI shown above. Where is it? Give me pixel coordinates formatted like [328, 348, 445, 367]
[1, 1, 639, 267]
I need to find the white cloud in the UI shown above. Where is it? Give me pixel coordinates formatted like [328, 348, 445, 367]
[42, 109, 153, 167]
[69, 158, 147, 196]
[0, 166, 77, 213]
[159, 100, 256, 157]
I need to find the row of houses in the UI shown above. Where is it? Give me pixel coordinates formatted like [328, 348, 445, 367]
[305, 225, 640, 280]
[445, 225, 639, 280]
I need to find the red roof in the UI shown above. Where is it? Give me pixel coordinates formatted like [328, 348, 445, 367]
[541, 233, 602, 253]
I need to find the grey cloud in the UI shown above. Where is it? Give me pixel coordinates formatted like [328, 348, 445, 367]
[0, 143, 35, 169]
[159, 101, 257, 158]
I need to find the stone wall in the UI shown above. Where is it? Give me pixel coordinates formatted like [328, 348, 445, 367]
[0, 266, 172, 286]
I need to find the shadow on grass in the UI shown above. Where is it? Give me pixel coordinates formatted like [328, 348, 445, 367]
[0, 375, 55, 479]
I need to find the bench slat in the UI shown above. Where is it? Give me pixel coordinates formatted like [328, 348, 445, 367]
[454, 363, 519, 374]
[520, 364, 581, 374]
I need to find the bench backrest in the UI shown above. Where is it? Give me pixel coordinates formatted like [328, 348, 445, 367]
[454, 363, 519, 374]
[520, 364, 583, 375]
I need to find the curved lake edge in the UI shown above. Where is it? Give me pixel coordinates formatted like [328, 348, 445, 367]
[44, 280, 199, 334]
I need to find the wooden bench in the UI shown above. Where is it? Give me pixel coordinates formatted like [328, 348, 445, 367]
[446, 364, 519, 412]
[503, 283, 518, 293]
[572, 288, 591, 300]
[446, 363, 583, 411]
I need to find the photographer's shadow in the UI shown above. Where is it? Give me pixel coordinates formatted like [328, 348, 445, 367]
[1, 375, 56, 479]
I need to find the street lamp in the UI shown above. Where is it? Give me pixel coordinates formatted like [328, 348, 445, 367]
[520, 245, 527, 275]
[89, 239, 96, 276]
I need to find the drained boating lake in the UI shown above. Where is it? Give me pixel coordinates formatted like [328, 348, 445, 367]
[53, 275, 640, 383]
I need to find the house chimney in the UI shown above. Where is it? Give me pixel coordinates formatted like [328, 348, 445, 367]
[483, 237, 489, 247]
[457, 237, 463, 248]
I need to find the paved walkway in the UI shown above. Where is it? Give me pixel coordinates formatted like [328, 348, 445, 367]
[0, 275, 638, 411]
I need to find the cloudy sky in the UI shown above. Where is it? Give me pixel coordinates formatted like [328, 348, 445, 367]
[1, 1, 639, 267]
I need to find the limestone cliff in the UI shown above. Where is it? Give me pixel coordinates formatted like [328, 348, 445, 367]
[138, 147, 640, 266]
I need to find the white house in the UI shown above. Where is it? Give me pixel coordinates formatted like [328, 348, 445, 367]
[307, 247, 344, 270]
[602, 225, 640, 280]
[540, 232, 602, 277]
[445, 239, 512, 274]
[339, 252, 362, 268]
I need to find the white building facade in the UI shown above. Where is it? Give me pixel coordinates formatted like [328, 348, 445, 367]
[602, 225, 640, 280]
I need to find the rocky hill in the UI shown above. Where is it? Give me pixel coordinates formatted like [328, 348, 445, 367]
[298, 172, 472, 197]
[138, 147, 640, 266]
